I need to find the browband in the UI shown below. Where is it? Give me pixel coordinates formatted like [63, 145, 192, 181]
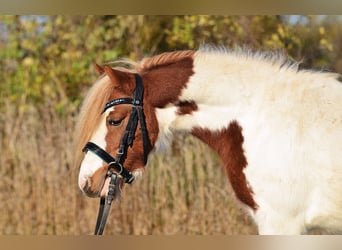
[102, 74, 144, 113]
[102, 98, 142, 113]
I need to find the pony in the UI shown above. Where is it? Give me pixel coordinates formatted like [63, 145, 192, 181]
[75, 46, 342, 234]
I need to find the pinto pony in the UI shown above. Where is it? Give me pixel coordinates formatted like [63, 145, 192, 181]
[76, 47, 342, 234]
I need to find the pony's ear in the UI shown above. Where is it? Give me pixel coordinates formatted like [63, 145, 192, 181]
[94, 63, 105, 75]
[104, 66, 132, 88]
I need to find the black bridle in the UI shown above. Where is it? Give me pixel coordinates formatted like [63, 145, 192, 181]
[82, 73, 150, 235]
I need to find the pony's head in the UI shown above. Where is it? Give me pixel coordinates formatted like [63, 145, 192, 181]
[76, 50, 195, 197]
[75, 65, 159, 197]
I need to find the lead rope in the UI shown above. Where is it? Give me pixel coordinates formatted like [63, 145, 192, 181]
[94, 173, 120, 235]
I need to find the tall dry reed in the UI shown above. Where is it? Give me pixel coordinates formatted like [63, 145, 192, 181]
[0, 101, 257, 235]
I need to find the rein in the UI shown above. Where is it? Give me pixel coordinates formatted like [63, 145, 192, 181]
[82, 73, 150, 235]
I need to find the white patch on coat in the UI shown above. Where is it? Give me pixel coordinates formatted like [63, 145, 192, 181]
[78, 108, 113, 191]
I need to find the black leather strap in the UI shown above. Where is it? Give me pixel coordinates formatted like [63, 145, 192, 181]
[94, 196, 105, 234]
[132, 74, 150, 164]
[83, 142, 135, 184]
[103, 98, 140, 113]
[94, 173, 120, 235]
[83, 141, 116, 164]
[136, 106, 150, 164]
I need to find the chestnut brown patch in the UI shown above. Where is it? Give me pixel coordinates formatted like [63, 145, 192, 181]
[192, 121, 258, 210]
[176, 100, 198, 115]
[141, 56, 195, 108]
[88, 165, 107, 195]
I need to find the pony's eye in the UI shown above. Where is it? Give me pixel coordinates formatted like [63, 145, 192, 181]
[108, 118, 123, 126]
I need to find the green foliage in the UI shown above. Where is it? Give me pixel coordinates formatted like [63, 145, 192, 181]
[1, 15, 342, 114]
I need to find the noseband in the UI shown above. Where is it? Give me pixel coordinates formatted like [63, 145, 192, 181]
[82, 73, 150, 235]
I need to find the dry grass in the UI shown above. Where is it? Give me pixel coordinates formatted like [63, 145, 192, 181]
[0, 101, 257, 235]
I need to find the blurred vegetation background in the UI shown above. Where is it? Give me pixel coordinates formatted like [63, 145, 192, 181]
[0, 15, 341, 235]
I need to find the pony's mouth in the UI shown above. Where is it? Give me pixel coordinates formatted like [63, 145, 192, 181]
[81, 168, 145, 198]
[79, 177, 101, 198]
[99, 176, 124, 200]
[96, 168, 144, 198]
[99, 176, 114, 197]
[80, 176, 112, 198]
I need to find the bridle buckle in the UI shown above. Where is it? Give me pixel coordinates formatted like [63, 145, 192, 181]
[107, 161, 123, 175]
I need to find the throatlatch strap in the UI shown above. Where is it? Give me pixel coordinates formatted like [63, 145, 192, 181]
[136, 106, 150, 164]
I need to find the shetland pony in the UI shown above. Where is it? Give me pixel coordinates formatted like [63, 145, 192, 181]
[76, 47, 342, 234]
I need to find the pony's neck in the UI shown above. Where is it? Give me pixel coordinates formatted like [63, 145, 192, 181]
[141, 51, 260, 210]
[142, 49, 292, 149]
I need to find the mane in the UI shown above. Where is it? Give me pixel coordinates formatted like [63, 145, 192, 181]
[198, 45, 340, 79]
[100, 50, 195, 73]
[74, 76, 114, 168]
[138, 50, 195, 72]
[198, 45, 302, 72]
